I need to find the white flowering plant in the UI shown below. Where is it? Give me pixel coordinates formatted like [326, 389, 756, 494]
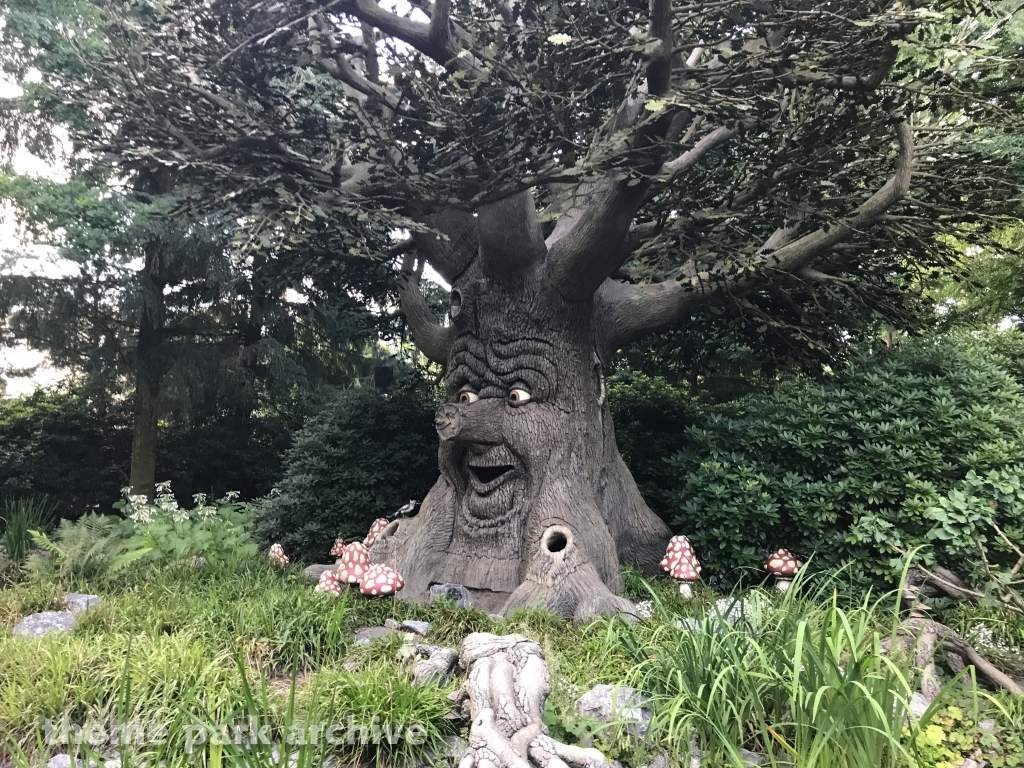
[112, 483, 257, 571]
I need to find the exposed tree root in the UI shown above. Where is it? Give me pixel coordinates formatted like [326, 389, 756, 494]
[889, 567, 1024, 700]
[455, 633, 615, 768]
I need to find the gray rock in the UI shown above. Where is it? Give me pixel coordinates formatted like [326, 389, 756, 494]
[642, 755, 668, 768]
[738, 749, 765, 766]
[686, 744, 763, 768]
[384, 618, 402, 630]
[354, 626, 399, 644]
[45, 756, 107, 768]
[958, 760, 982, 768]
[575, 684, 651, 741]
[402, 619, 430, 636]
[907, 692, 932, 722]
[15, 611, 77, 638]
[304, 564, 334, 582]
[488, 613, 504, 622]
[978, 719, 996, 735]
[65, 594, 102, 614]
[676, 617, 702, 632]
[429, 583, 473, 609]
[411, 645, 460, 687]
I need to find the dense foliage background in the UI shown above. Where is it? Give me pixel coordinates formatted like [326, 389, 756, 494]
[6, 329, 1024, 590]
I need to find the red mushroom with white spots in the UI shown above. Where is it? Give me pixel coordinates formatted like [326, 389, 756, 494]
[660, 535, 701, 598]
[364, 518, 390, 547]
[359, 564, 404, 596]
[337, 542, 372, 584]
[315, 569, 344, 596]
[268, 543, 289, 568]
[764, 549, 801, 592]
[330, 538, 346, 558]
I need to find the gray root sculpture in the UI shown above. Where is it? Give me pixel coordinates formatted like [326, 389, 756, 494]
[454, 633, 614, 768]
[369, 118, 913, 620]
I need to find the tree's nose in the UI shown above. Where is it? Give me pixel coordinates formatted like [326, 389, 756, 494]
[435, 399, 504, 444]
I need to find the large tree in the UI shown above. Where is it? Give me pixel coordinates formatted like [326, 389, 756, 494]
[3, 0, 1023, 617]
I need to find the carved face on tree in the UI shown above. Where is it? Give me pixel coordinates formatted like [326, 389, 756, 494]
[370, 206, 676, 618]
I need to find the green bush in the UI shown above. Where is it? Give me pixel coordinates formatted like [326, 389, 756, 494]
[0, 389, 291, 518]
[113, 483, 258, 570]
[646, 333, 1024, 586]
[254, 385, 440, 562]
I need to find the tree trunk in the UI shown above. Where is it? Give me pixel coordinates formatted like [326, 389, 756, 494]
[371, 256, 671, 620]
[128, 265, 165, 500]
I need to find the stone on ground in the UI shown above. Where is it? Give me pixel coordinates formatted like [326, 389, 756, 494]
[15, 611, 77, 638]
[354, 626, 400, 644]
[402, 619, 430, 636]
[428, 583, 473, 608]
[65, 594, 103, 614]
[575, 684, 651, 741]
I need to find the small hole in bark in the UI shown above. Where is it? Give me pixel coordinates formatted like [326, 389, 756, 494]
[544, 529, 569, 553]
[450, 289, 463, 318]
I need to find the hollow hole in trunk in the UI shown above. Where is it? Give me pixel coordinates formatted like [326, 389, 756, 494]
[544, 528, 569, 553]
[450, 289, 463, 318]
[470, 465, 513, 484]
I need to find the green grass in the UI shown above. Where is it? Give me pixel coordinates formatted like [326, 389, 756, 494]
[1, 557, 1022, 767]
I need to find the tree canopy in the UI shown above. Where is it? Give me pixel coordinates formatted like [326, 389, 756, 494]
[4, 0, 1022, 369]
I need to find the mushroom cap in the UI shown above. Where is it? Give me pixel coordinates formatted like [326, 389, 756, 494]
[315, 569, 339, 593]
[364, 518, 390, 547]
[268, 544, 289, 566]
[764, 548, 801, 576]
[337, 542, 372, 584]
[359, 564, 404, 596]
[660, 535, 701, 581]
[329, 537, 346, 557]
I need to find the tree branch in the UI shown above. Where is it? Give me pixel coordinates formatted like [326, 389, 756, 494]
[599, 123, 914, 350]
[767, 122, 914, 274]
[647, 0, 674, 97]
[477, 191, 547, 283]
[409, 209, 478, 284]
[396, 270, 454, 364]
[658, 124, 742, 179]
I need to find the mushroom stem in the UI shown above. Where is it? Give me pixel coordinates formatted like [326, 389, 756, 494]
[679, 583, 693, 599]
[775, 578, 792, 593]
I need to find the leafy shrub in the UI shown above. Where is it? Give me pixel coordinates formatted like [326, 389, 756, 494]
[254, 385, 440, 562]
[0, 389, 291, 520]
[113, 482, 258, 570]
[0, 391, 131, 516]
[634, 333, 1024, 586]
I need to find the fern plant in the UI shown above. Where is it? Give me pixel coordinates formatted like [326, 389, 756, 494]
[26, 514, 132, 586]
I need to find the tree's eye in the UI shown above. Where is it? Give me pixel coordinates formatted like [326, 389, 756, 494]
[509, 388, 532, 404]
[458, 391, 479, 404]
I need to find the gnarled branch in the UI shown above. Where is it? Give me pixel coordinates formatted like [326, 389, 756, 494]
[396, 270, 454, 364]
[600, 123, 915, 351]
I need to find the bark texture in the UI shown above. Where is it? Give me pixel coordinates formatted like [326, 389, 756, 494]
[454, 633, 614, 768]
[373, 200, 672, 619]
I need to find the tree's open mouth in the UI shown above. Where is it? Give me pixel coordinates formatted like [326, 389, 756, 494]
[469, 464, 514, 485]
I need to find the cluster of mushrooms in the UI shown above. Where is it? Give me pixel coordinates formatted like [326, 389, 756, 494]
[268, 516, 406, 599]
[661, 537, 802, 596]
